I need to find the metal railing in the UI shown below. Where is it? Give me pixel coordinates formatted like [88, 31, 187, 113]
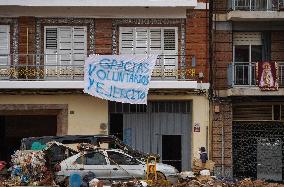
[231, 62, 284, 87]
[232, 0, 284, 11]
[0, 54, 196, 81]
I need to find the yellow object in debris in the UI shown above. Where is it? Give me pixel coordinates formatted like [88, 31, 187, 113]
[146, 156, 157, 180]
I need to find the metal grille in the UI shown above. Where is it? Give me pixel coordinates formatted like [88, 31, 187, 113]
[233, 121, 284, 181]
[232, 0, 284, 11]
[108, 101, 191, 114]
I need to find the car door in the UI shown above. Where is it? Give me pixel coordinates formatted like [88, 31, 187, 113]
[106, 150, 145, 180]
[73, 152, 112, 179]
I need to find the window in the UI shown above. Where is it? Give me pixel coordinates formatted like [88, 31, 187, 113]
[76, 152, 107, 165]
[107, 151, 140, 165]
[233, 32, 262, 85]
[0, 25, 10, 66]
[119, 27, 178, 74]
[44, 26, 87, 78]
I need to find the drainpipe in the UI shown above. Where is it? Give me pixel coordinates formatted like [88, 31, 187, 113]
[222, 124, 225, 176]
[208, 0, 214, 164]
[208, 0, 213, 99]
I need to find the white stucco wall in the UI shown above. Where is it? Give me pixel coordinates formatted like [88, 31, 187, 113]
[0, 93, 210, 162]
[0, 95, 108, 135]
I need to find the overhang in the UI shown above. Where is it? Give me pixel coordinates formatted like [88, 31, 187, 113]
[0, 0, 197, 8]
[228, 11, 284, 21]
[0, 81, 199, 90]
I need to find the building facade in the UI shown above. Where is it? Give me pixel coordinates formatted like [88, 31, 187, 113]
[212, 0, 284, 181]
[0, 0, 209, 171]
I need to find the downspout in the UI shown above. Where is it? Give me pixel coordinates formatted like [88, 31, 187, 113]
[208, 0, 214, 163]
[209, 0, 213, 99]
[222, 123, 224, 176]
[205, 0, 209, 156]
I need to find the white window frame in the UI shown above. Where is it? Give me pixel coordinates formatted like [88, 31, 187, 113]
[0, 25, 10, 66]
[233, 32, 262, 86]
[44, 26, 87, 61]
[119, 27, 178, 80]
[44, 26, 87, 79]
[119, 27, 178, 55]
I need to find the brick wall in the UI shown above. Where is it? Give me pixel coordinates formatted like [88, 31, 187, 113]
[213, 30, 232, 90]
[186, 9, 209, 82]
[19, 17, 36, 63]
[95, 19, 113, 55]
[271, 31, 284, 61]
[213, 0, 229, 13]
[212, 100, 233, 178]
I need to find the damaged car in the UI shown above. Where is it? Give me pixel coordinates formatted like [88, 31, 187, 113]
[20, 135, 159, 162]
[54, 148, 179, 184]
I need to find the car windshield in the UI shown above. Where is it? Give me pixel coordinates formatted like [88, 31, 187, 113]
[107, 151, 141, 165]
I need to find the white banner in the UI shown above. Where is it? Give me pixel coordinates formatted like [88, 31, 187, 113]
[84, 54, 158, 104]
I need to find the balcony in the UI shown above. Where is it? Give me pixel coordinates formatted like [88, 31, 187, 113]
[232, 0, 284, 11]
[226, 62, 284, 96]
[0, 54, 198, 89]
[228, 0, 284, 21]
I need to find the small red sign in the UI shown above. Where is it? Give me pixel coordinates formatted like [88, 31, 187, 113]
[194, 123, 200, 132]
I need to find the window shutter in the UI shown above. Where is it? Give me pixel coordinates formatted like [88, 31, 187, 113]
[234, 32, 262, 45]
[72, 27, 86, 66]
[135, 28, 148, 54]
[149, 28, 162, 69]
[58, 27, 72, 65]
[163, 28, 178, 70]
[45, 28, 58, 67]
[0, 25, 10, 65]
[120, 27, 134, 54]
[149, 28, 162, 54]
[45, 28, 57, 50]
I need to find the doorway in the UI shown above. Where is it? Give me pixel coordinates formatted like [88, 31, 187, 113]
[162, 135, 182, 172]
[109, 114, 123, 141]
[0, 115, 57, 162]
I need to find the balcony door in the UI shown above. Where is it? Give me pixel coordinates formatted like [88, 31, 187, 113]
[119, 27, 178, 79]
[44, 26, 87, 79]
[233, 32, 262, 86]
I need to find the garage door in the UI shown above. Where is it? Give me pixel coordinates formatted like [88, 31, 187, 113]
[109, 101, 192, 171]
[233, 121, 284, 181]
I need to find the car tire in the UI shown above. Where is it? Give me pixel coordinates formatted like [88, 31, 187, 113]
[59, 177, 69, 187]
[148, 171, 167, 181]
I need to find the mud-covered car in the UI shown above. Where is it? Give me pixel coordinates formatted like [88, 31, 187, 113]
[55, 149, 178, 184]
[20, 135, 159, 167]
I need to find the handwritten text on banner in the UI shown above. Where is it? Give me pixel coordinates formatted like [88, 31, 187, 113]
[84, 55, 158, 104]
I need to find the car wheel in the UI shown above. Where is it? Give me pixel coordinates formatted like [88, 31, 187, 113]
[148, 171, 166, 181]
[60, 177, 69, 187]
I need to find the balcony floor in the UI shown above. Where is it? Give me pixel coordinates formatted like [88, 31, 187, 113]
[218, 87, 284, 97]
[0, 80, 200, 90]
[228, 11, 284, 21]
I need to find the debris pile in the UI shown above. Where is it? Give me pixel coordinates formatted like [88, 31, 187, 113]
[192, 158, 215, 174]
[175, 177, 284, 187]
[9, 150, 49, 186]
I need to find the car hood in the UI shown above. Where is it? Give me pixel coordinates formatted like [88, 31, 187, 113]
[156, 163, 178, 174]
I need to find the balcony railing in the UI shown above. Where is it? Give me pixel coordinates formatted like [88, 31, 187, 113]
[0, 54, 196, 81]
[229, 62, 284, 87]
[232, 0, 284, 11]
